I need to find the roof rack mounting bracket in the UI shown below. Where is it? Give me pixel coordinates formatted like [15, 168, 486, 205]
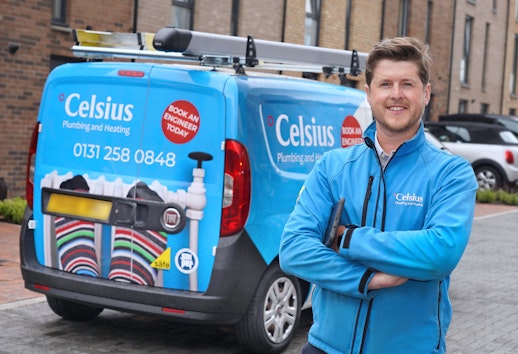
[323, 66, 334, 78]
[245, 35, 258, 67]
[233, 57, 246, 74]
[349, 49, 360, 76]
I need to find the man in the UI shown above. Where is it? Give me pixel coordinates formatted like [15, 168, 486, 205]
[279, 37, 478, 354]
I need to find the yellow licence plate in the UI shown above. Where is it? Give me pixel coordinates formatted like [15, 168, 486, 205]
[46, 193, 112, 221]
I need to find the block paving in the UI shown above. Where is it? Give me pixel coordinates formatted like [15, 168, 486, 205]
[1, 203, 517, 353]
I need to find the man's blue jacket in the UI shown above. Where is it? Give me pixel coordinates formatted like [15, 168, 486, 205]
[280, 121, 478, 354]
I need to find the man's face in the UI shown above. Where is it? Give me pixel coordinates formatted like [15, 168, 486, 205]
[365, 59, 431, 139]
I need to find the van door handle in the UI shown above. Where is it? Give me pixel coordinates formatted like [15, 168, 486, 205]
[110, 200, 137, 226]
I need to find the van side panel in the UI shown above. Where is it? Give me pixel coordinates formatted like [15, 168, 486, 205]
[234, 78, 369, 263]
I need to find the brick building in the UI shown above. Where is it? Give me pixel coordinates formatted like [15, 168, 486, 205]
[448, 0, 508, 114]
[1, 0, 517, 198]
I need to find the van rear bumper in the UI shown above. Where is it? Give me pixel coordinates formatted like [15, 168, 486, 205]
[19, 210, 267, 325]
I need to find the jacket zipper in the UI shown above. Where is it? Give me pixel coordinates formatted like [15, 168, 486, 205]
[352, 176, 375, 353]
[361, 176, 374, 227]
[358, 299, 374, 353]
[364, 136, 389, 231]
[436, 281, 443, 350]
[356, 138, 391, 353]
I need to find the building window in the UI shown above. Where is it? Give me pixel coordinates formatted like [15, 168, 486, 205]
[425, 0, 433, 44]
[172, 0, 194, 30]
[480, 103, 489, 114]
[460, 16, 473, 85]
[304, 0, 321, 46]
[230, 0, 240, 36]
[512, 35, 518, 95]
[51, 0, 67, 26]
[459, 99, 468, 113]
[398, 0, 410, 37]
[481, 23, 489, 90]
[510, 108, 516, 116]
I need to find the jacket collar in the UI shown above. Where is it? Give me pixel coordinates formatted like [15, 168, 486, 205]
[363, 120, 426, 157]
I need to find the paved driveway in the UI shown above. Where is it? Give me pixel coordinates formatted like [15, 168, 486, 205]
[1, 203, 517, 353]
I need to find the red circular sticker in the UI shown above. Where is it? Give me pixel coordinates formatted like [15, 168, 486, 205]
[341, 115, 364, 147]
[161, 100, 200, 144]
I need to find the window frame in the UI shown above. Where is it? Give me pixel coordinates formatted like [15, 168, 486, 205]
[171, 0, 195, 30]
[51, 0, 68, 27]
[398, 0, 410, 37]
[460, 16, 473, 85]
[304, 0, 321, 46]
[512, 34, 518, 95]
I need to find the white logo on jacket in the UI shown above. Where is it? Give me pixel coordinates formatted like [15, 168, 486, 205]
[394, 192, 424, 207]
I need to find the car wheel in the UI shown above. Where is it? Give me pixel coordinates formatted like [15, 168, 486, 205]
[474, 165, 502, 190]
[46, 295, 103, 321]
[235, 261, 302, 353]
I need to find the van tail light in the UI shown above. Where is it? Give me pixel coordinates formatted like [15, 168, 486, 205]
[505, 150, 515, 164]
[26, 122, 40, 209]
[221, 140, 251, 237]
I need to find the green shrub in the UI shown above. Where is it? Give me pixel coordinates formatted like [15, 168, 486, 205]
[476, 188, 518, 205]
[476, 190, 497, 204]
[0, 197, 27, 224]
[498, 191, 513, 204]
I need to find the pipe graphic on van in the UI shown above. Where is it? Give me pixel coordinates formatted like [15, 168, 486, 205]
[40, 152, 212, 291]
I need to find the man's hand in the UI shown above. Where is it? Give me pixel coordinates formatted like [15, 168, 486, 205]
[330, 225, 347, 251]
[330, 227, 408, 290]
[368, 272, 408, 290]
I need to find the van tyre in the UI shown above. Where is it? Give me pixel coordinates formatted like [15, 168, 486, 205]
[46, 295, 103, 321]
[474, 165, 502, 190]
[236, 262, 301, 353]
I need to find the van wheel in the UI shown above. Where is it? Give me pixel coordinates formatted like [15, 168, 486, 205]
[235, 262, 301, 353]
[475, 165, 502, 190]
[46, 296, 103, 321]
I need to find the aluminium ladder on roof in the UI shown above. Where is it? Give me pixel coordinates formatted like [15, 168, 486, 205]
[72, 27, 367, 76]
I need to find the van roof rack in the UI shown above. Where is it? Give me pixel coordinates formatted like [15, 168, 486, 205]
[72, 27, 366, 77]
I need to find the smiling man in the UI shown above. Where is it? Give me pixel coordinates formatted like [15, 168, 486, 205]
[280, 37, 478, 354]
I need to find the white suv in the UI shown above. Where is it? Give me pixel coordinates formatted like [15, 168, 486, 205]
[425, 121, 518, 190]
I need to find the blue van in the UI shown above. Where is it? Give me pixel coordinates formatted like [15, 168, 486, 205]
[20, 28, 371, 353]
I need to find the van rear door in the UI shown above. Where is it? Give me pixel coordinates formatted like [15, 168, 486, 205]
[33, 62, 227, 293]
[141, 65, 228, 291]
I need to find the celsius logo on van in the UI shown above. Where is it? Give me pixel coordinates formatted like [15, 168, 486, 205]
[63, 93, 134, 121]
[275, 114, 334, 147]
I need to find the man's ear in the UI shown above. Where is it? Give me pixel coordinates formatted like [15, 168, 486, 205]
[424, 83, 431, 105]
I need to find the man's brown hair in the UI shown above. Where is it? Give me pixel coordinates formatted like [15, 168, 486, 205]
[365, 37, 432, 87]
